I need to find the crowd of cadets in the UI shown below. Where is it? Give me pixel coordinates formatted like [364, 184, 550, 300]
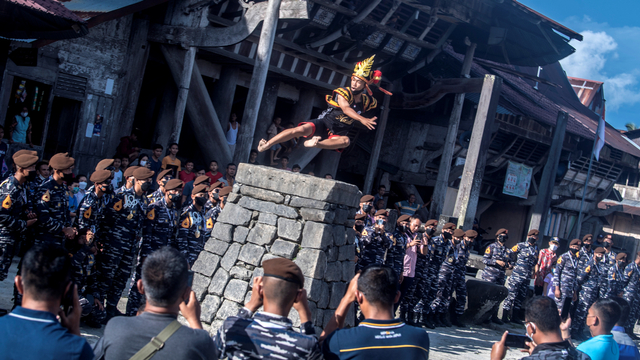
[355, 194, 640, 339]
[0, 150, 233, 325]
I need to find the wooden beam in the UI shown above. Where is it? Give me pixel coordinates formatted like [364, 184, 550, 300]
[398, 77, 484, 109]
[170, 46, 196, 144]
[364, 81, 396, 194]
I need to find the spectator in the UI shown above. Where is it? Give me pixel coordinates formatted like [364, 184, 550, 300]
[115, 129, 141, 162]
[131, 153, 150, 169]
[0, 244, 94, 359]
[308, 171, 315, 176]
[93, 247, 217, 359]
[248, 149, 260, 165]
[373, 185, 386, 209]
[292, 164, 301, 173]
[0, 125, 7, 174]
[375, 199, 385, 211]
[219, 163, 236, 187]
[120, 155, 130, 174]
[161, 143, 181, 177]
[206, 160, 223, 183]
[325, 173, 333, 179]
[179, 160, 197, 183]
[68, 179, 79, 220]
[543, 264, 556, 299]
[609, 297, 640, 360]
[320, 266, 430, 359]
[149, 144, 163, 187]
[576, 298, 621, 360]
[491, 296, 588, 360]
[395, 194, 420, 216]
[226, 113, 239, 154]
[110, 157, 123, 189]
[182, 169, 206, 204]
[9, 106, 33, 147]
[535, 238, 559, 295]
[279, 156, 291, 171]
[214, 258, 320, 359]
[74, 174, 88, 205]
[267, 117, 283, 165]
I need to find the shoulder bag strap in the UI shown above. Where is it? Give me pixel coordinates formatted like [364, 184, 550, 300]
[129, 320, 182, 360]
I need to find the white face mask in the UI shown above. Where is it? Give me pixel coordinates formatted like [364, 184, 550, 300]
[550, 244, 558, 251]
[21, 112, 28, 117]
[78, 181, 87, 190]
[140, 160, 147, 166]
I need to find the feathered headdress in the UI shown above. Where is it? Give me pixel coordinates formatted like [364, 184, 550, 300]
[352, 55, 393, 96]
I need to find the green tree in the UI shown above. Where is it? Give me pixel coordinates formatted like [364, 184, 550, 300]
[625, 122, 637, 131]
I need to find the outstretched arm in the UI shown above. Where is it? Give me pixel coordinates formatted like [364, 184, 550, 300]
[337, 94, 377, 130]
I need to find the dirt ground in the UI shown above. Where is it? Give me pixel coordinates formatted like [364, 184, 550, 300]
[1, 257, 637, 359]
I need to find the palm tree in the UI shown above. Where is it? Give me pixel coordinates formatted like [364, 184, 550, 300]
[625, 122, 638, 131]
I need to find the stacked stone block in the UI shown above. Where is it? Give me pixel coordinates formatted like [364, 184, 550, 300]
[190, 164, 361, 334]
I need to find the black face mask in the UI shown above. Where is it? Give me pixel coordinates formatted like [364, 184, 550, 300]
[527, 237, 536, 245]
[604, 242, 612, 249]
[465, 240, 473, 247]
[583, 244, 591, 251]
[169, 193, 181, 203]
[498, 235, 508, 243]
[443, 232, 452, 240]
[355, 224, 365, 232]
[140, 181, 151, 192]
[398, 225, 406, 232]
[570, 248, 579, 256]
[195, 196, 207, 207]
[617, 261, 626, 268]
[26, 171, 37, 182]
[362, 204, 373, 214]
[453, 238, 461, 245]
[63, 173, 74, 184]
[426, 227, 436, 237]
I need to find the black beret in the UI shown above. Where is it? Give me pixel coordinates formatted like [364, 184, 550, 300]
[263, 257, 304, 288]
[133, 167, 154, 180]
[90, 170, 111, 183]
[49, 153, 75, 170]
[528, 229, 539, 236]
[123, 166, 139, 178]
[360, 195, 374, 203]
[95, 159, 114, 171]
[165, 179, 184, 191]
[14, 154, 38, 169]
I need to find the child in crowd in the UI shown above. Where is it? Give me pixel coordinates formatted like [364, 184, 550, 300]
[179, 160, 196, 183]
[162, 143, 181, 177]
[111, 158, 123, 188]
[206, 160, 222, 183]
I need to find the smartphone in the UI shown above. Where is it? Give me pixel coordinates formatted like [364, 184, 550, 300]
[376, 219, 385, 226]
[187, 270, 194, 288]
[560, 297, 572, 321]
[505, 333, 532, 349]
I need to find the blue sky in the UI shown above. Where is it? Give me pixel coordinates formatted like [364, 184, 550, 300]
[520, 0, 640, 130]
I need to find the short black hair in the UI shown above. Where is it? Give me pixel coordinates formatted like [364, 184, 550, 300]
[168, 143, 179, 149]
[250, 149, 258, 155]
[185, 160, 194, 165]
[210, 160, 218, 165]
[142, 247, 189, 307]
[610, 297, 629, 326]
[21, 244, 71, 301]
[524, 296, 561, 333]
[227, 163, 236, 169]
[36, 161, 49, 171]
[281, 156, 289, 161]
[591, 298, 621, 332]
[292, 164, 301, 170]
[357, 265, 398, 307]
[379, 185, 386, 189]
[153, 144, 163, 151]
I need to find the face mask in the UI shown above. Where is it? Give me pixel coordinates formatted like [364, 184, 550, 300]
[426, 227, 436, 237]
[498, 235, 507, 243]
[21, 112, 28, 117]
[618, 261, 626, 268]
[72, 187, 80, 194]
[140, 160, 147, 167]
[443, 232, 452, 240]
[583, 244, 591, 251]
[362, 204, 373, 214]
[527, 237, 536, 245]
[25, 170, 36, 182]
[168, 193, 181, 203]
[465, 240, 473, 246]
[453, 238, 461, 245]
[140, 181, 151, 192]
[604, 242, 612, 249]
[550, 244, 558, 251]
[355, 224, 365, 232]
[595, 256, 603, 262]
[570, 248, 579, 256]
[376, 219, 386, 226]
[63, 173, 74, 184]
[79, 181, 87, 190]
[398, 225, 406, 232]
[195, 196, 207, 207]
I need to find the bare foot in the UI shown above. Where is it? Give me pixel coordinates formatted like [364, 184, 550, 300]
[258, 139, 270, 152]
[304, 136, 321, 148]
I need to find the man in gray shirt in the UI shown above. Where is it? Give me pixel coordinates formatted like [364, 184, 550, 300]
[93, 247, 217, 359]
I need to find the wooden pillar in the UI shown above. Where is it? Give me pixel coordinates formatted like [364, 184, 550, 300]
[211, 66, 239, 132]
[153, 84, 177, 148]
[528, 112, 568, 235]
[430, 43, 477, 219]
[234, 0, 282, 164]
[363, 81, 396, 195]
[282, 88, 318, 168]
[252, 79, 280, 164]
[170, 46, 196, 144]
[452, 74, 502, 229]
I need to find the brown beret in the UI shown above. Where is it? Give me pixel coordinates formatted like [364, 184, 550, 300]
[123, 166, 140, 178]
[165, 179, 184, 191]
[375, 209, 388, 216]
[425, 219, 438, 227]
[360, 195, 374, 203]
[495, 228, 508, 236]
[193, 184, 209, 194]
[14, 154, 38, 169]
[582, 234, 593, 241]
[95, 159, 114, 171]
[355, 213, 367, 220]
[210, 181, 223, 189]
[453, 229, 465, 238]
[528, 229, 539, 236]
[443, 222, 456, 230]
[397, 215, 411, 223]
[90, 170, 111, 183]
[465, 230, 478, 238]
[218, 186, 233, 197]
[194, 175, 210, 186]
[12, 149, 37, 160]
[133, 167, 154, 180]
[616, 253, 627, 261]
[570, 239, 582, 246]
[594, 247, 606, 254]
[157, 169, 173, 181]
[49, 153, 75, 170]
[262, 257, 304, 287]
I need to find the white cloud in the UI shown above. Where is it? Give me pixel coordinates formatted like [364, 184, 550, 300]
[560, 30, 640, 111]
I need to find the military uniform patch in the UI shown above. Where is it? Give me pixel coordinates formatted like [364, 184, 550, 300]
[485, 247, 491, 254]
[181, 217, 191, 229]
[2, 195, 11, 209]
[83, 207, 92, 219]
[113, 200, 123, 211]
[147, 208, 156, 221]
[206, 218, 213, 229]
[42, 190, 50, 202]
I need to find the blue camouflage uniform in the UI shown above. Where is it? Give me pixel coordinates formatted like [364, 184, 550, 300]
[34, 178, 71, 246]
[388, 226, 408, 281]
[574, 258, 602, 336]
[96, 187, 148, 311]
[177, 203, 207, 266]
[607, 261, 626, 298]
[126, 197, 179, 315]
[356, 226, 391, 272]
[429, 240, 458, 314]
[75, 191, 108, 236]
[204, 202, 221, 240]
[70, 244, 106, 323]
[482, 241, 511, 285]
[0, 176, 29, 280]
[415, 235, 446, 316]
[599, 251, 617, 298]
[452, 240, 471, 315]
[146, 188, 163, 205]
[400, 232, 423, 317]
[553, 250, 580, 312]
[622, 262, 640, 332]
[502, 241, 538, 313]
[577, 247, 594, 273]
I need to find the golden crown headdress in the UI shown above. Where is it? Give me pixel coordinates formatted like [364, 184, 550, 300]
[352, 55, 393, 96]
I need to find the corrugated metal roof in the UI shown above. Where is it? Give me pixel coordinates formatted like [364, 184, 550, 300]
[60, 0, 144, 14]
[568, 76, 605, 119]
[8, 0, 84, 22]
[599, 199, 640, 217]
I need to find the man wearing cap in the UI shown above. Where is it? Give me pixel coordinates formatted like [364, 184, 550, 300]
[177, 183, 209, 266]
[553, 239, 582, 313]
[535, 237, 559, 296]
[353, 213, 367, 261]
[599, 235, 617, 298]
[205, 186, 230, 241]
[115, 166, 139, 195]
[75, 170, 112, 247]
[126, 178, 184, 316]
[417, 221, 450, 327]
[147, 169, 173, 205]
[450, 229, 477, 327]
[214, 258, 320, 359]
[388, 214, 410, 283]
[0, 152, 38, 281]
[501, 229, 540, 324]
[622, 252, 640, 337]
[87, 159, 116, 205]
[182, 173, 209, 208]
[574, 247, 607, 340]
[482, 228, 512, 324]
[578, 234, 595, 273]
[357, 209, 392, 271]
[35, 152, 77, 246]
[429, 228, 466, 327]
[607, 252, 628, 298]
[98, 167, 153, 319]
[357, 195, 375, 227]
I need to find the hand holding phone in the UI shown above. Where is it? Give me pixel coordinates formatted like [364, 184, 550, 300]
[505, 333, 532, 349]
